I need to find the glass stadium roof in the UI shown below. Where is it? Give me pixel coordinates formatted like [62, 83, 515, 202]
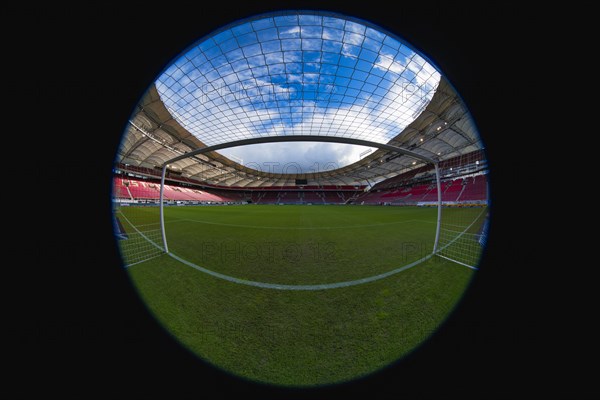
[154, 12, 441, 171]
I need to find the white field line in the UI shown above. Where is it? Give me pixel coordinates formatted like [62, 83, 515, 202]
[123, 253, 165, 268]
[167, 252, 433, 291]
[120, 213, 437, 289]
[436, 254, 479, 270]
[119, 210, 466, 288]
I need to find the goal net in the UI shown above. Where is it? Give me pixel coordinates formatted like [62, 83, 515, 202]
[435, 150, 489, 269]
[112, 166, 165, 267]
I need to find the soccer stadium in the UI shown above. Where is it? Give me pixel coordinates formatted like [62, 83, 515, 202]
[111, 10, 489, 387]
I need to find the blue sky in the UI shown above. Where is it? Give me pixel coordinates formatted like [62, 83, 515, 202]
[155, 13, 440, 174]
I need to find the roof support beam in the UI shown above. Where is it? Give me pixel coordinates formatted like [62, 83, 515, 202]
[163, 135, 438, 167]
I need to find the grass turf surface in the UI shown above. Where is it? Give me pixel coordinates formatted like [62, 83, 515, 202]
[118, 205, 478, 386]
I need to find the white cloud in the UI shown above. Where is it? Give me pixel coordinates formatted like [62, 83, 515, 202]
[218, 142, 376, 174]
[405, 54, 441, 90]
[373, 55, 405, 74]
[278, 26, 300, 39]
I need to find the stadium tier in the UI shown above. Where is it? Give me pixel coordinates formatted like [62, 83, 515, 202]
[114, 171, 486, 206]
[457, 175, 488, 201]
[113, 177, 235, 203]
[114, 149, 487, 206]
[352, 174, 487, 205]
[113, 176, 365, 205]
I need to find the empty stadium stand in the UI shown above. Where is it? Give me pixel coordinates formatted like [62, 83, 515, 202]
[113, 150, 487, 206]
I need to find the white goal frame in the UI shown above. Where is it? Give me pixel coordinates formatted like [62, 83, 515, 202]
[158, 135, 443, 258]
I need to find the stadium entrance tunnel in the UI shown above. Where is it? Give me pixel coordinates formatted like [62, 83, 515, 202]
[111, 10, 489, 387]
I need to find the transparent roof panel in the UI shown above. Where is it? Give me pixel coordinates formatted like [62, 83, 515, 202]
[155, 12, 440, 147]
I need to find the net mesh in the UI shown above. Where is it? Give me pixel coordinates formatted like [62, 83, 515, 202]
[112, 170, 165, 267]
[436, 150, 489, 268]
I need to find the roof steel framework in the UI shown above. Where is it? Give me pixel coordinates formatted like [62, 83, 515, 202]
[116, 11, 485, 188]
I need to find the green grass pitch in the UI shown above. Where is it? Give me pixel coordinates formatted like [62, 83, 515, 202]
[117, 204, 478, 386]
